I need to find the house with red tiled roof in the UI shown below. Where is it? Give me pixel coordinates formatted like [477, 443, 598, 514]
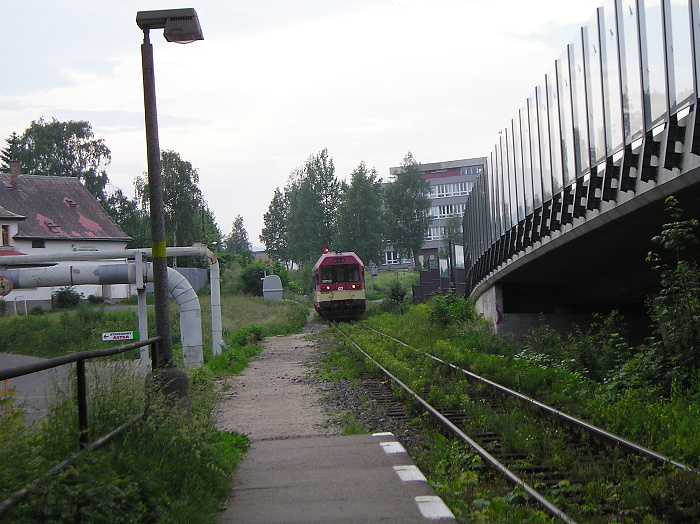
[0, 161, 132, 312]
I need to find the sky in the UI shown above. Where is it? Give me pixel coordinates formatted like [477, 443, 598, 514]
[1, 0, 604, 249]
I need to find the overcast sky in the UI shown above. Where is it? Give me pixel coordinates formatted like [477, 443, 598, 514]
[1, 0, 604, 248]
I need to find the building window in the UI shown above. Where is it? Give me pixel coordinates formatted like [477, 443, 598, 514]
[32, 239, 46, 248]
[461, 165, 483, 175]
[429, 204, 466, 219]
[385, 251, 400, 265]
[430, 182, 475, 199]
[1, 225, 9, 246]
[426, 226, 446, 241]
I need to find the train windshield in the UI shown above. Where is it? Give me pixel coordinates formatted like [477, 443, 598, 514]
[321, 264, 360, 283]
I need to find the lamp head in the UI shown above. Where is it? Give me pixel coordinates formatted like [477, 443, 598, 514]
[136, 8, 203, 43]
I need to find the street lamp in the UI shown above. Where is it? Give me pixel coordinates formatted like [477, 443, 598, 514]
[136, 8, 203, 398]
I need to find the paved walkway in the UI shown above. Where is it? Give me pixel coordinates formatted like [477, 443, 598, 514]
[216, 332, 455, 523]
[221, 432, 455, 523]
[0, 352, 69, 423]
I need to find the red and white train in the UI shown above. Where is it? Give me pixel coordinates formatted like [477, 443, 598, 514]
[312, 249, 366, 320]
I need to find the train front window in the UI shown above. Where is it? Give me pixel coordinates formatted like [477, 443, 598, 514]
[321, 264, 361, 283]
[321, 267, 333, 283]
[347, 266, 360, 282]
[335, 266, 347, 282]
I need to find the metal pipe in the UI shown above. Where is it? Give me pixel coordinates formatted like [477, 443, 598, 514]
[0, 244, 222, 354]
[0, 244, 221, 366]
[0, 262, 205, 367]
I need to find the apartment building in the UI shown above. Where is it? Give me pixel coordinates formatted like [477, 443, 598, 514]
[385, 157, 485, 268]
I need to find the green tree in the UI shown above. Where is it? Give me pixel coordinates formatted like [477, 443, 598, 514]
[335, 161, 386, 265]
[0, 132, 21, 169]
[383, 152, 431, 265]
[645, 197, 700, 391]
[135, 150, 221, 267]
[224, 215, 252, 255]
[104, 187, 150, 249]
[260, 187, 289, 263]
[2, 118, 112, 204]
[441, 214, 463, 258]
[285, 149, 341, 265]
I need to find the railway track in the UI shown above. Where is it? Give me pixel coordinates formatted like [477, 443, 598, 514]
[328, 321, 698, 523]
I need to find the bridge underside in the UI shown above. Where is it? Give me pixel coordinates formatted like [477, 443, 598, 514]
[494, 178, 700, 318]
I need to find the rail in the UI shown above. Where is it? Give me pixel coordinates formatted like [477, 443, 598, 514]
[359, 324, 693, 472]
[0, 337, 160, 447]
[0, 337, 161, 517]
[330, 322, 577, 523]
[335, 322, 699, 521]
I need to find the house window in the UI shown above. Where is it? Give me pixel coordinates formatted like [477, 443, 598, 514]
[1, 225, 9, 246]
[385, 251, 400, 265]
[32, 239, 46, 249]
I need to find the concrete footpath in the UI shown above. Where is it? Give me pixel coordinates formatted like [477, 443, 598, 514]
[216, 330, 455, 523]
[220, 432, 455, 523]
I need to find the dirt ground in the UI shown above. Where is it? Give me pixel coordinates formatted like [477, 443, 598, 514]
[213, 319, 342, 441]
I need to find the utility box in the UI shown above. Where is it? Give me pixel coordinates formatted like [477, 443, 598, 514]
[262, 275, 283, 302]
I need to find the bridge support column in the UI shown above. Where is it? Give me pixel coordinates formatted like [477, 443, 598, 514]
[474, 284, 503, 331]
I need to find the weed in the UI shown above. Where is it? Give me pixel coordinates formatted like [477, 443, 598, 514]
[340, 413, 367, 435]
[427, 290, 477, 327]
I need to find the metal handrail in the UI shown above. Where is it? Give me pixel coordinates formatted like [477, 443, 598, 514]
[0, 337, 161, 518]
[1, 337, 161, 446]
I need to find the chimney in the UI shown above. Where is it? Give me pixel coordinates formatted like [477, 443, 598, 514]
[9, 160, 20, 188]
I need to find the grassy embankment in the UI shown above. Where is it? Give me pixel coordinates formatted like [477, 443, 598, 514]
[0, 292, 308, 523]
[316, 292, 700, 523]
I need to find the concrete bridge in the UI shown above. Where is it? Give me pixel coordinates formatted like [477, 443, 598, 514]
[463, 0, 700, 338]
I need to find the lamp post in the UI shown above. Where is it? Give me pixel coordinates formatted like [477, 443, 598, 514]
[136, 9, 203, 397]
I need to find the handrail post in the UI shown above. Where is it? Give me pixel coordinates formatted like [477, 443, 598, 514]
[150, 340, 159, 372]
[77, 360, 88, 448]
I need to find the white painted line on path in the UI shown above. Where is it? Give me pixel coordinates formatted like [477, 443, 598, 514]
[393, 465, 427, 482]
[372, 431, 394, 437]
[415, 495, 455, 520]
[380, 441, 407, 454]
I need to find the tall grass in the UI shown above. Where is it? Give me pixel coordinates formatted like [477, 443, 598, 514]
[1, 360, 248, 523]
[0, 305, 149, 358]
[0, 294, 311, 522]
[359, 301, 700, 470]
[2, 295, 308, 361]
[365, 268, 419, 301]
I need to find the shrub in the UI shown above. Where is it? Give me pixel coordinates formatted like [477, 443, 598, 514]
[87, 294, 105, 304]
[52, 286, 82, 309]
[291, 264, 313, 295]
[230, 324, 264, 347]
[379, 274, 410, 314]
[521, 311, 632, 383]
[427, 290, 476, 326]
[239, 262, 271, 296]
[642, 197, 700, 395]
[286, 281, 305, 295]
